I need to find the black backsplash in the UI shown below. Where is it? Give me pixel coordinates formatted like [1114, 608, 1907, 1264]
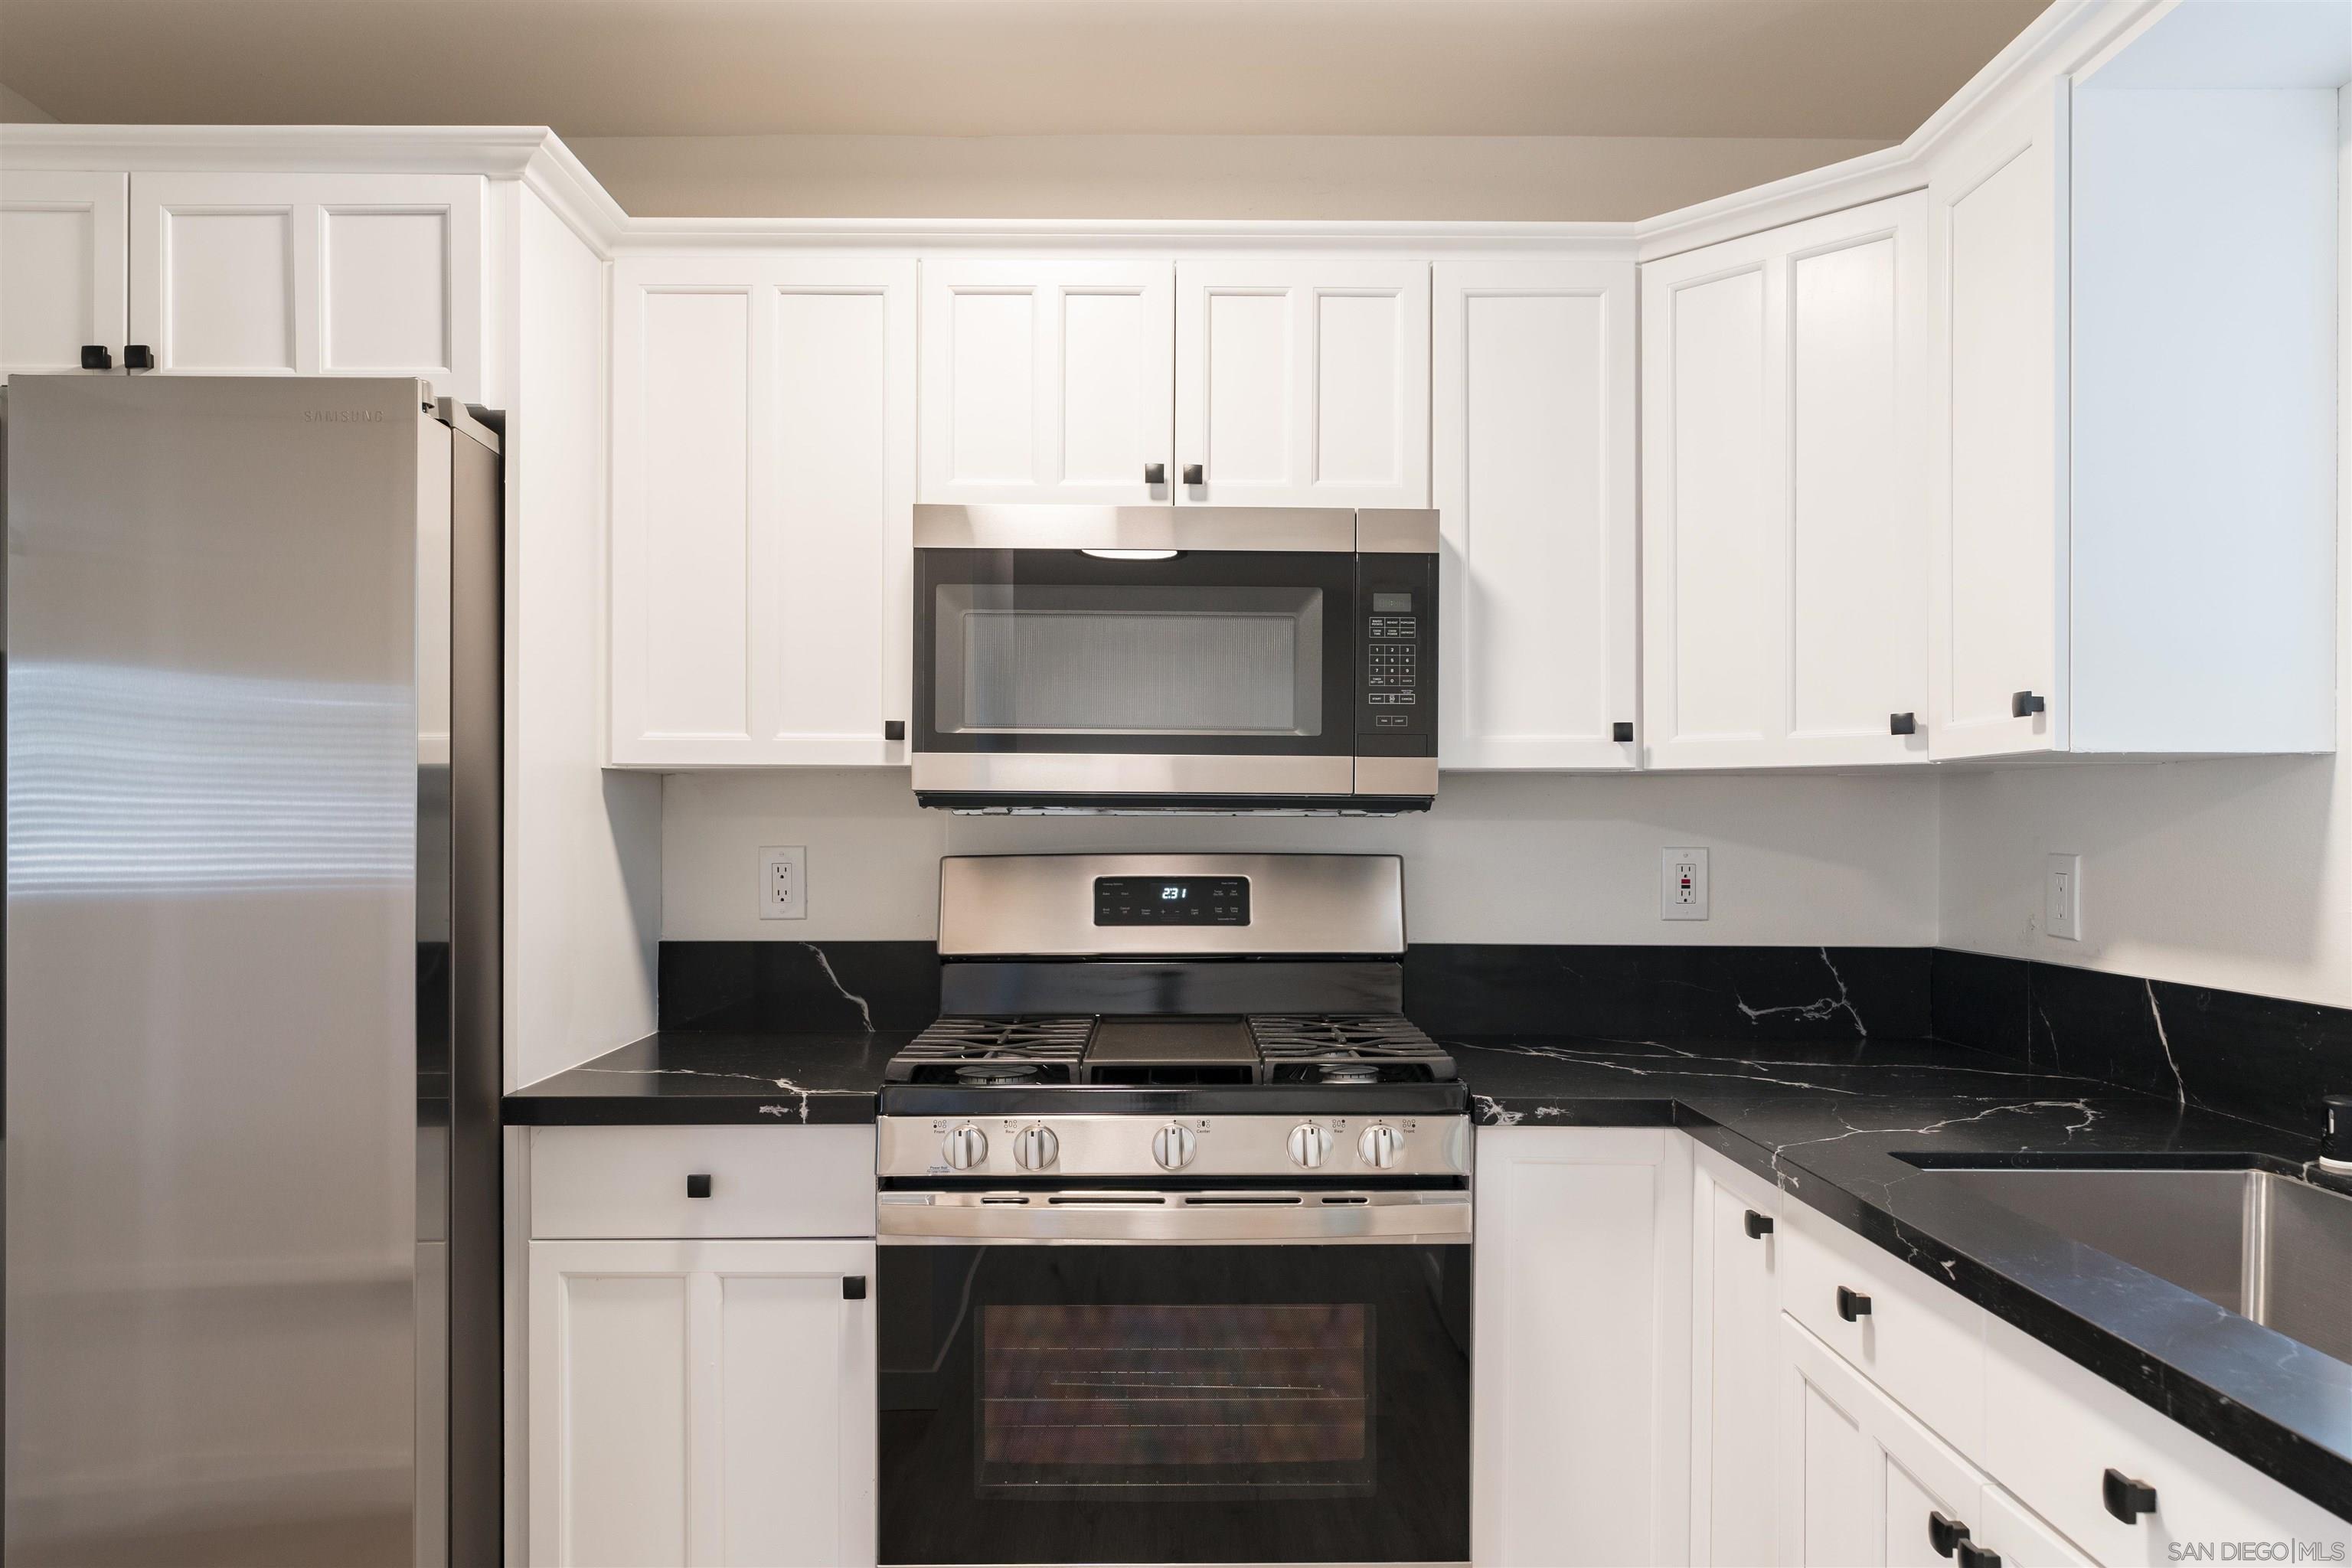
[654, 939, 2350, 1135]
[1928, 949, 2352, 1136]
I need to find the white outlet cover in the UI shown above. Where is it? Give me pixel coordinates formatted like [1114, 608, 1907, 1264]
[761, 845, 808, 921]
[2045, 852, 2081, 941]
[1661, 846, 1709, 922]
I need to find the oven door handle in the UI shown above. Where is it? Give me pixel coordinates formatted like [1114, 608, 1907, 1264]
[877, 1189, 1472, 1245]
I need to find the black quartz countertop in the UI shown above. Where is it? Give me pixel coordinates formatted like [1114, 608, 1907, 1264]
[1452, 1033, 2350, 1523]
[502, 1030, 912, 1125]
[505, 1027, 2350, 1519]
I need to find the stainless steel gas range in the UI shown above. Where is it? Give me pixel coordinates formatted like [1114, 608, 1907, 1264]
[874, 854, 1471, 1568]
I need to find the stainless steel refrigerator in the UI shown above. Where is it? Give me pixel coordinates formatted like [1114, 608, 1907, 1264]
[4, 375, 504, 1566]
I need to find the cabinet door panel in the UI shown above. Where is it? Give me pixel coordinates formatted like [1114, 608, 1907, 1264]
[530, 1238, 877, 1568]
[1642, 192, 1928, 769]
[1432, 261, 1636, 769]
[919, 260, 1171, 503]
[612, 257, 915, 766]
[1779, 1315, 1985, 1568]
[1, 170, 128, 374]
[1929, 87, 2067, 758]
[1177, 260, 1429, 508]
[1695, 1164, 1779, 1566]
[1473, 1128, 1691, 1566]
[129, 172, 482, 397]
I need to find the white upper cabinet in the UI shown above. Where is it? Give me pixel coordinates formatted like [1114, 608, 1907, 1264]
[918, 259, 1173, 503]
[127, 172, 485, 400]
[610, 256, 916, 766]
[1929, 43, 2337, 760]
[1642, 192, 1929, 769]
[1433, 260, 1637, 769]
[1175, 260, 1430, 508]
[1, 171, 128, 375]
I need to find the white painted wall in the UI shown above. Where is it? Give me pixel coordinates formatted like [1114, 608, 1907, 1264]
[1936, 80, 2351, 1010]
[661, 769, 1940, 946]
[506, 187, 661, 1088]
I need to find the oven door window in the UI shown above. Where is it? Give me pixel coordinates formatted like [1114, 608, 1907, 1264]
[914, 550, 1357, 756]
[980, 1302, 1372, 1498]
[877, 1243, 1471, 1566]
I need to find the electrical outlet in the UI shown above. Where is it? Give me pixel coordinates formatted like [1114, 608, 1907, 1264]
[2045, 852, 2081, 941]
[760, 845, 807, 921]
[1662, 846, 1709, 922]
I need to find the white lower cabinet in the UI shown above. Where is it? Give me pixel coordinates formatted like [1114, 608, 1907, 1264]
[1473, 1127, 1693, 1566]
[1691, 1148, 1782, 1566]
[528, 1237, 877, 1568]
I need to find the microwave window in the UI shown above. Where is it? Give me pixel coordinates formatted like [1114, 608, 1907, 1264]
[936, 585, 1325, 737]
[978, 1302, 1374, 1498]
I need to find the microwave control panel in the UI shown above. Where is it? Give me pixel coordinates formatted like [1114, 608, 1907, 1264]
[1357, 554, 1436, 755]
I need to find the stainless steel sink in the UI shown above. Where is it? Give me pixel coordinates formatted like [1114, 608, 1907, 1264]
[1927, 1166, 2352, 1364]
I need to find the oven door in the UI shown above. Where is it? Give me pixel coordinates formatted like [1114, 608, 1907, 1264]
[875, 1193, 1471, 1566]
[912, 507, 1364, 805]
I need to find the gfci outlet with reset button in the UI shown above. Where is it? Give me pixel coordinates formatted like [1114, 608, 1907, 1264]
[760, 845, 808, 920]
[1661, 847, 1709, 922]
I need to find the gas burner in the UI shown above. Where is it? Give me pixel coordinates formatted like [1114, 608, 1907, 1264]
[1318, 1062, 1380, 1084]
[954, 1061, 1041, 1083]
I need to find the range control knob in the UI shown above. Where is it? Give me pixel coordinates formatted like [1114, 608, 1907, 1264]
[1287, 1123, 1334, 1169]
[1013, 1124, 1060, 1171]
[1152, 1122, 1198, 1171]
[1358, 1123, 1406, 1169]
[940, 1123, 988, 1170]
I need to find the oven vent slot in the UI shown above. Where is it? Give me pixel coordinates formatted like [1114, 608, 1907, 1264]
[1182, 1195, 1305, 1206]
[979, 1196, 1029, 1204]
[1319, 1195, 1370, 1204]
[1045, 1195, 1168, 1206]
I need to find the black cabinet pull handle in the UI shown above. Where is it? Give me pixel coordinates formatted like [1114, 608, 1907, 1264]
[1836, 1285, 1872, 1321]
[1927, 1511, 1970, 1558]
[2102, 1467, 2157, 1523]
[1743, 1210, 1774, 1239]
[80, 345, 113, 371]
[1957, 1540, 2003, 1568]
[1890, 711, 1917, 735]
[2012, 690, 2047, 717]
[1144, 462, 1166, 485]
[883, 719, 905, 741]
[123, 344, 154, 371]
[1182, 462, 1204, 485]
[841, 1275, 868, 1300]
[1612, 721, 1635, 743]
[684, 1173, 712, 1199]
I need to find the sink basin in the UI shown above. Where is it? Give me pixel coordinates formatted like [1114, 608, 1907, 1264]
[1926, 1166, 2352, 1364]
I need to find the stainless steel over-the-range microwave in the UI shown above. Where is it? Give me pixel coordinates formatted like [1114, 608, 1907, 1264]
[910, 505, 1439, 814]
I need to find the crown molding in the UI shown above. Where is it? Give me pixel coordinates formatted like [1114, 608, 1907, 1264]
[0, 0, 2167, 263]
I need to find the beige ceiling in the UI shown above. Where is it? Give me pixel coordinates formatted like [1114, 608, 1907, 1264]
[0, 0, 2047, 142]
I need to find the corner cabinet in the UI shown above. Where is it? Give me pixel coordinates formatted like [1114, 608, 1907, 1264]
[608, 256, 916, 766]
[2, 168, 484, 400]
[1926, 73, 2337, 760]
[1641, 193, 1930, 769]
[1432, 260, 1638, 769]
[527, 1238, 877, 1568]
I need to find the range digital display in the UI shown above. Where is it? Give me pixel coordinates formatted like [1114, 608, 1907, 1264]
[1093, 875, 1251, 926]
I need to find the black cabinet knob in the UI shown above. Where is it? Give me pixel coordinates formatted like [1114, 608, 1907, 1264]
[1890, 711, 1917, 736]
[1144, 462, 1166, 485]
[2011, 690, 2047, 717]
[123, 344, 154, 371]
[80, 345, 113, 371]
[685, 1173, 712, 1199]
[1836, 1285, 1873, 1321]
[1927, 1511, 1970, 1558]
[884, 719, 905, 741]
[1957, 1540, 2003, 1568]
[1182, 463, 1204, 485]
[1743, 1210, 1774, 1240]
[841, 1275, 868, 1300]
[1612, 721, 1635, 743]
[2102, 1467, 2157, 1523]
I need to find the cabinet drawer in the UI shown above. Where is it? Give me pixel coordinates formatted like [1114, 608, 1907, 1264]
[530, 1125, 875, 1240]
[1779, 1204, 1986, 1453]
[1982, 1315, 2350, 1562]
